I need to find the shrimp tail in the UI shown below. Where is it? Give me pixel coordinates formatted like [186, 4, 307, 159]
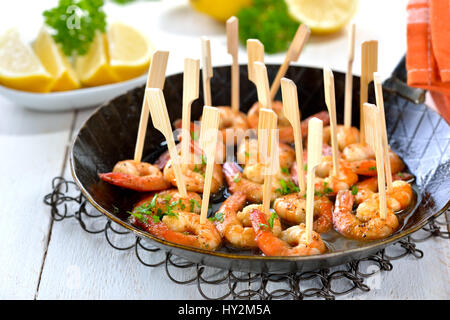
[98, 172, 171, 192]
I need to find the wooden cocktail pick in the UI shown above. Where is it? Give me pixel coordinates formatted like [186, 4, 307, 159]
[201, 37, 213, 106]
[305, 118, 323, 243]
[146, 88, 187, 197]
[281, 77, 305, 195]
[253, 61, 272, 110]
[373, 72, 393, 191]
[181, 58, 200, 167]
[134, 50, 169, 163]
[254, 62, 279, 173]
[270, 24, 310, 100]
[363, 103, 387, 220]
[360, 40, 378, 143]
[247, 39, 264, 84]
[227, 16, 239, 113]
[198, 106, 220, 224]
[258, 108, 278, 215]
[323, 67, 340, 176]
[344, 23, 356, 128]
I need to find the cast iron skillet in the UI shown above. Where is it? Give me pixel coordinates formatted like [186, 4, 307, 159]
[70, 61, 450, 273]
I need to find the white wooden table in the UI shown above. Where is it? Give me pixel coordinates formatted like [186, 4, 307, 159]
[0, 0, 448, 300]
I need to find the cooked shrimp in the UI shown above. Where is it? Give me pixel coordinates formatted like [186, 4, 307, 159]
[163, 160, 223, 194]
[333, 190, 399, 240]
[134, 189, 202, 214]
[273, 194, 333, 233]
[324, 125, 360, 151]
[223, 162, 292, 203]
[343, 150, 405, 176]
[213, 194, 281, 248]
[215, 106, 249, 145]
[173, 120, 226, 163]
[354, 178, 413, 211]
[250, 208, 326, 256]
[237, 138, 295, 169]
[131, 210, 221, 250]
[341, 143, 375, 162]
[247, 101, 330, 143]
[99, 160, 171, 192]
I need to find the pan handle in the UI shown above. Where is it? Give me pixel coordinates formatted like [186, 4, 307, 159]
[382, 55, 426, 104]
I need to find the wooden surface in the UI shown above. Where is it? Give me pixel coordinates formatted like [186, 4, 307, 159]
[0, 0, 448, 300]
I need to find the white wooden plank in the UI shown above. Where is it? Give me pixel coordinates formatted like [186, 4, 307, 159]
[37, 109, 245, 299]
[0, 99, 74, 299]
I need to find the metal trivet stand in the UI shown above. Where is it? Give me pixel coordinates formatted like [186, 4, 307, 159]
[44, 177, 449, 300]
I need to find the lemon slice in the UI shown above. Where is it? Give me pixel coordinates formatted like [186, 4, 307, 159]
[33, 28, 80, 92]
[75, 32, 118, 87]
[285, 0, 359, 34]
[190, 0, 252, 22]
[106, 22, 153, 82]
[0, 29, 54, 93]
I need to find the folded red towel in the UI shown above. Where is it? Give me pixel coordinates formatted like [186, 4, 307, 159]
[406, 0, 450, 122]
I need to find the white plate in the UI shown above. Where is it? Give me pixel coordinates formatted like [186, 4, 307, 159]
[0, 74, 147, 112]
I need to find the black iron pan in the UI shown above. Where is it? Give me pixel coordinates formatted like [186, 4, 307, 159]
[70, 60, 449, 273]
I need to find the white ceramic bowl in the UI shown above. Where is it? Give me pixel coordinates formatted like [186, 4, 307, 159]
[0, 74, 147, 112]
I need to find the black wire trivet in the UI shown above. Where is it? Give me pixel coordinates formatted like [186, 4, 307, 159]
[44, 177, 449, 300]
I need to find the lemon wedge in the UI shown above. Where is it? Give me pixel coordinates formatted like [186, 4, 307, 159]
[0, 29, 54, 93]
[75, 32, 118, 87]
[190, 0, 252, 22]
[33, 28, 80, 92]
[285, 0, 359, 34]
[106, 22, 153, 82]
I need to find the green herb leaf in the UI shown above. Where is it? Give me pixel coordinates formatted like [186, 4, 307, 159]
[267, 211, 277, 231]
[208, 211, 224, 223]
[369, 166, 377, 171]
[281, 167, 289, 174]
[258, 223, 269, 231]
[233, 173, 241, 183]
[237, 0, 299, 54]
[43, 0, 107, 56]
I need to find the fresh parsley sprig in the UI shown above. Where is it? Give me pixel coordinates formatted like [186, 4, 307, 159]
[43, 0, 107, 57]
[237, 0, 299, 54]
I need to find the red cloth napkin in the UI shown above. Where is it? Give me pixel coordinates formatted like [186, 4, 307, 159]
[406, 0, 450, 122]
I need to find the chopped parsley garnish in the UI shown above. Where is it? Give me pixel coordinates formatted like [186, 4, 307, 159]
[275, 179, 299, 195]
[233, 173, 241, 183]
[369, 166, 377, 171]
[281, 167, 289, 174]
[304, 164, 308, 171]
[245, 151, 251, 157]
[351, 185, 358, 195]
[267, 211, 277, 231]
[397, 172, 404, 178]
[258, 223, 269, 231]
[191, 131, 199, 141]
[189, 198, 201, 212]
[208, 211, 224, 223]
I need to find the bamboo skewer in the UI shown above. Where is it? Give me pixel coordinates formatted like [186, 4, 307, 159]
[323, 67, 340, 176]
[360, 40, 378, 143]
[270, 24, 310, 100]
[253, 62, 272, 110]
[258, 108, 278, 215]
[374, 72, 393, 191]
[281, 78, 305, 195]
[198, 106, 220, 224]
[363, 103, 387, 220]
[134, 50, 169, 162]
[254, 61, 279, 173]
[344, 23, 356, 128]
[305, 118, 323, 243]
[181, 58, 200, 167]
[247, 39, 264, 84]
[227, 16, 240, 114]
[146, 88, 187, 197]
[201, 37, 213, 106]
